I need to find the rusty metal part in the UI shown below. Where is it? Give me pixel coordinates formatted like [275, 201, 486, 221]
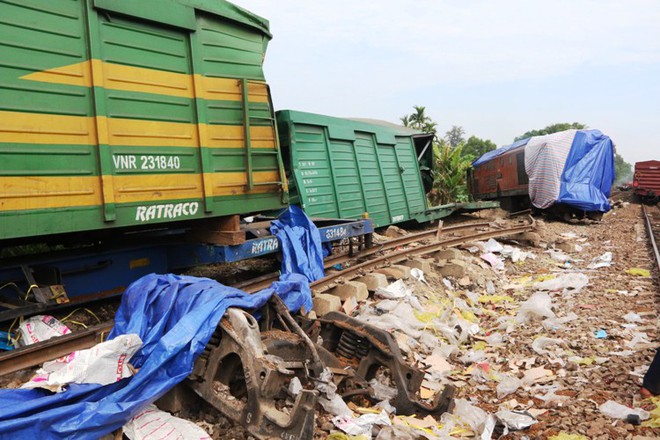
[642, 204, 660, 273]
[317, 311, 455, 415]
[188, 296, 323, 440]
[311, 219, 534, 290]
[0, 321, 113, 376]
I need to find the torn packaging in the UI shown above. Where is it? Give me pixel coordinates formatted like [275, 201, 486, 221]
[0, 273, 313, 439]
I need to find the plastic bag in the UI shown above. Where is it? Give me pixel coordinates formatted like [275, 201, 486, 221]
[123, 405, 211, 440]
[496, 375, 522, 399]
[22, 334, 142, 393]
[332, 410, 391, 437]
[516, 292, 555, 323]
[409, 268, 427, 285]
[623, 312, 642, 323]
[532, 337, 564, 355]
[483, 239, 504, 253]
[453, 398, 487, 429]
[369, 378, 398, 402]
[599, 400, 650, 421]
[626, 332, 650, 348]
[16, 315, 70, 347]
[534, 273, 589, 294]
[375, 280, 410, 300]
[481, 253, 505, 271]
[542, 312, 578, 331]
[587, 252, 612, 269]
[495, 409, 536, 430]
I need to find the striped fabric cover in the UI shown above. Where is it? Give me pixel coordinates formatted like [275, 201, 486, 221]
[524, 130, 577, 209]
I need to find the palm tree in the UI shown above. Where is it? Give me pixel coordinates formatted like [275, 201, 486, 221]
[400, 105, 437, 134]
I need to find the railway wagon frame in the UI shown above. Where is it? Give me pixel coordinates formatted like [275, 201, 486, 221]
[0, 0, 288, 243]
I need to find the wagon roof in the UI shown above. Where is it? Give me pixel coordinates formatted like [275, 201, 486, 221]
[180, 0, 271, 37]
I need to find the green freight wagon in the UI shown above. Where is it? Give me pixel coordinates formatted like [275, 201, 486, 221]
[277, 110, 497, 228]
[0, 0, 287, 243]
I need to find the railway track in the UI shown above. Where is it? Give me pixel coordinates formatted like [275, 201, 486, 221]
[0, 217, 533, 376]
[642, 203, 660, 273]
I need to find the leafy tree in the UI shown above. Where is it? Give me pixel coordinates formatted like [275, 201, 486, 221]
[428, 140, 471, 205]
[400, 106, 472, 204]
[514, 122, 586, 141]
[461, 136, 497, 161]
[445, 125, 465, 148]
[613, 150, 633, 185]
[400, 105, 437, 133]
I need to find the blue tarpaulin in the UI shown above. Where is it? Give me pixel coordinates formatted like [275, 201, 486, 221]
[557, 129, 615, 212]
[270, 205, 325, 282]
[471, 138, 529, 167]
[472, 129, 615, 212]
[0, 208, 323, 439]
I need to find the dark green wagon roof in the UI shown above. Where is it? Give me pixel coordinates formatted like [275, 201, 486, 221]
[93, 0, 271, 37]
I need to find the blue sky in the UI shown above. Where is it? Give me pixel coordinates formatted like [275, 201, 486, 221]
[232, 0, 659, 166]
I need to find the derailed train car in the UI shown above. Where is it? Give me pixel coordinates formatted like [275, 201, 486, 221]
[0, 0, 288, 245]
[469, 129, 616, 220]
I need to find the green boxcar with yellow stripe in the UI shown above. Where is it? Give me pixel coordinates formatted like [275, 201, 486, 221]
[0, 0, 288, 242]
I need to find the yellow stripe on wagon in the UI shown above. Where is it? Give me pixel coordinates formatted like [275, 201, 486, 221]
[0, 171, 280, 211]
[20, 60, 270, 103]
[0, 111, 275, 149]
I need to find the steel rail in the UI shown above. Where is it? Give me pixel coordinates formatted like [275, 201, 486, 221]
[311, 220, 533, 290]
[642, 204, 660, 274]
[237, 221, 493, 292]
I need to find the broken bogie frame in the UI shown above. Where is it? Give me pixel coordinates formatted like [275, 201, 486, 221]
[188, 296, 454, 440]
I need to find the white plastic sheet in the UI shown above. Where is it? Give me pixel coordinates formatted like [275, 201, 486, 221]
[123, 405, 211, 440]
[16, 315, 71, 347]
[22, 334, 142, 392]
[534, 273, 589, 294]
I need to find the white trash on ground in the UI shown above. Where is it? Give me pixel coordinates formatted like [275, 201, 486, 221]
[16, 315, 71, 347]
[375, 280, 411, 300]
[599, 400, 650, 421]
[481, 253, 505, 271]
[22, 334, 142, 392]
[532, 336, 565, 355]
[495, 409, 537, 430]
[123, 405, 211, 440]
[497, 375, 523, 398]
[516, 291, 555, 323]
[587, 252, 613, 269]
[534, 273, 589, 294]
[332, 410, 391, 438]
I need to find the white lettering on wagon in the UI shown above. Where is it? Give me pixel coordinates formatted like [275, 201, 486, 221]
[135, 202, 199, 222]
[250, 238, 279, 255]
[113, 154, 181, 170]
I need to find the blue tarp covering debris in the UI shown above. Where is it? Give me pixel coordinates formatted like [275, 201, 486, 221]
[0, 208, 322, 439]
[471, 138, 529, 167]
[557, 129, 615, 212]
[472, 129, 615, 212]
